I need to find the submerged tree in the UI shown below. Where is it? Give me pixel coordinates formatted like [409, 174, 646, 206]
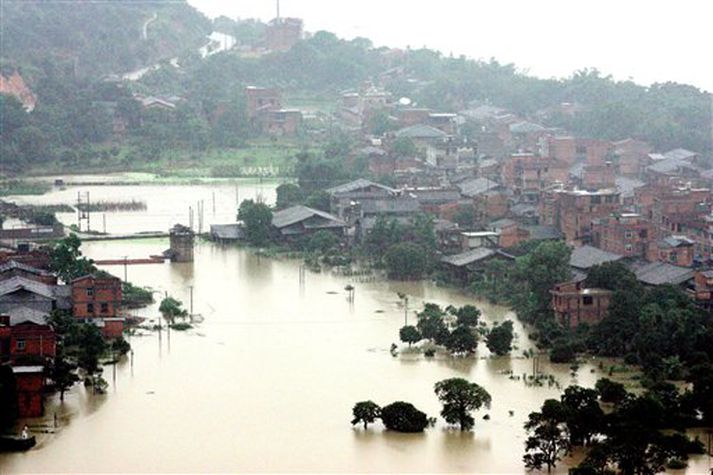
[380, 401, 429, 433]
[159, 296, 188, 324]
[486, 320, 515, 356]
[351, 401, 381, 429]
[434, 378, 492, 431]
[523, 399, 571, 473]
[399, 325, 422, 347]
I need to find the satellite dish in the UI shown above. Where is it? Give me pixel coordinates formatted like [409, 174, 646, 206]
[398, 97, 412, 106]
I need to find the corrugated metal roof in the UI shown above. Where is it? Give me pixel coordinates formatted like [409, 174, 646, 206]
[570, 245, 623, 270]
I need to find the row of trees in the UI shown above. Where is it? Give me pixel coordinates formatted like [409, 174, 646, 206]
[399, 303, 515, 357]
[351, 377, 491, 433]
[523, 380, 709, 473]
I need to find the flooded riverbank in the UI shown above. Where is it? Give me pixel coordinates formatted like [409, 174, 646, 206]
[1, 181, 711, 472]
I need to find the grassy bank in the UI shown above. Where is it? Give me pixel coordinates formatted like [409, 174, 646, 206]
[20, 139, 315, 179]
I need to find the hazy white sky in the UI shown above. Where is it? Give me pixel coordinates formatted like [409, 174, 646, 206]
[187, 0, 712, 93]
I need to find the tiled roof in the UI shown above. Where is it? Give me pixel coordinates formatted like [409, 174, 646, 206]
[7, 306, 48, 326]
[395, 124, 448, 139]
[523, 225, 564, 240]
[0, 276, 57, 299]
[509, 121, 547, 134]
[0, 261, 52, 276]
[272, 206, 345, 229]
[664, 148, 697, 161]
[629, 261, 694, 286]
[210, 224, 244, 240]
[359, 197, 420, 214]
[457, 177, 501, 197]
[570, 245, 623, 270]
[441, 248, 496, 267]
[326, 179, 396, 195]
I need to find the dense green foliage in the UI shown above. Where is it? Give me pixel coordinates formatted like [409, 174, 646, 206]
[380, 401, 429, 433]
[525, 382, 707, 473]
[433, 378, 491, 431]
[383, 242, 430, 280]
[486, 320, 514, 356]
[0, 0, 210, 77]
[399, 325, 422, 347]
[351, 401, 381, 430]
[523, 399, 571, 472]
[238, 199, 273, 246]
[48, 234, 96, 282]
[159, 296, 188, 323]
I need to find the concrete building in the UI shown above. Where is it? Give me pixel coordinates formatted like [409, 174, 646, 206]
[168, 224, 195, 263]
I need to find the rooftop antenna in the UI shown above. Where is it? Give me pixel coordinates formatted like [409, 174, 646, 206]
[276, 0, 280, 21]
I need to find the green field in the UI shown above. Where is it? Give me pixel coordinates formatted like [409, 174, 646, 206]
[22, 139, 317, 179]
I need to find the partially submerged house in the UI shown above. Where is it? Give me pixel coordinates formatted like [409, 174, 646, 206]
[440, 248, 514, 284]
[272, 205, 346, 239]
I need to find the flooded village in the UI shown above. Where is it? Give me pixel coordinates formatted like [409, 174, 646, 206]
[1, 0, 713, 473]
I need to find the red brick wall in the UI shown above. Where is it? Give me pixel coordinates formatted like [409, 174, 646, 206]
[10, 323, 56, 361]
[15, 372, 44, 418]
[72, 276, 122, 319]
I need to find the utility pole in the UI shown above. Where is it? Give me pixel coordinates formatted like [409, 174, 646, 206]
[123, 256, 128, 283]
[189, 285, 194, 316]
[103, 213, 106, 234]
[212, 192, 216, 215]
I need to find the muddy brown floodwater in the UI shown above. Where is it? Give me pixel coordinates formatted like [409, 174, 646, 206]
[1, 180, 710, 473]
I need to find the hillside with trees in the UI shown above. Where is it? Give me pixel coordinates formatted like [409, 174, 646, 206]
[0, 10, 710, 176]
[0, 0, 211, 78]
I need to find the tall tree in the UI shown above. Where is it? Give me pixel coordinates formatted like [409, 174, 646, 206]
[434, 378, 491, 431]
[523, 399, 571, 473]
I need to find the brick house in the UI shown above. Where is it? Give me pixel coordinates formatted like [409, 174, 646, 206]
[71, 274, 122, 319]
[0, 313, 56, 365]
[612, 138, 652, 176]
[542, 188, 621, 245]
[265, 17, 303, 52]
[12, 365, 45, 418]
[591, 213, 653, 258]
[551, 280, 612, 328]
[647, 236, 696, 267]
[693, 270, 713, 310]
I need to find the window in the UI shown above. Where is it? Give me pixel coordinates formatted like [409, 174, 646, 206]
[87, 287, 94, 297]
[16, 339, 25, 351]
[624, 231, 633, 239]
[87, 303, 95, 314]
[583, 296, 593, 306]
[625, 244, 633, 252]
[101, 303, 109, 313]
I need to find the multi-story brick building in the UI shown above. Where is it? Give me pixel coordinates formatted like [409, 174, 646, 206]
[551, 280, 612, 328]
[647, 236, 696, 267]
[541, 188, 621, 245]
[71, 274, 123, 338]
[591, 213, 652, 258]
[265, 17, 303, 52]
